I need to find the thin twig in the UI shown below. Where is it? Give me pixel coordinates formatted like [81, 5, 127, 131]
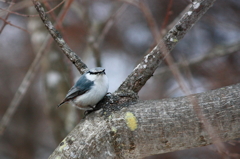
[44, 0, 57, 20]
[97, 4, 128, 45]
[162, 4, 192, 35]
[55, 0, 76, 46]
[89, 3, 128, 67]
[32, 0, 88, 74]
[0, 0, 65, 18]
[160, 0, 173, 31]
[0, 0, 13, 34]
[0, 16, 29, 33]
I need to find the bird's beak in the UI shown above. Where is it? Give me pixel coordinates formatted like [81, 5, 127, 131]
[101, 69, 105, 75]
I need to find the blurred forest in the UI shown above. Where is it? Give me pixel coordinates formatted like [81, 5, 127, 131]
[0, 0, 240, 158]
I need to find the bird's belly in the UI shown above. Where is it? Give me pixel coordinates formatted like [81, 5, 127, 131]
[72, 83, 108, 109]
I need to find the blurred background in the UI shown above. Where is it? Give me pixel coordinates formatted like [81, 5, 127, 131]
[0, 0, 240, 158]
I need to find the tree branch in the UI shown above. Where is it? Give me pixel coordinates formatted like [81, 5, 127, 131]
[116, 0, 216, 94]
[32, 0, 88, 74]
[49, 83, 240, 159]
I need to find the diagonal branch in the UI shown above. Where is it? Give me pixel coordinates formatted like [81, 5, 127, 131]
[32, 0, 88, 74]
[116, 0, 216, 94]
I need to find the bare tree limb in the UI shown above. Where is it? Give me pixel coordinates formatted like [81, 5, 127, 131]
[116, 0, 216, 94]
[49, 83, 240, 159]
[32, 0, 88, 74]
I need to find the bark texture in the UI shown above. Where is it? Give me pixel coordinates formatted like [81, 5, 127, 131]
[49, 83, 240, 159]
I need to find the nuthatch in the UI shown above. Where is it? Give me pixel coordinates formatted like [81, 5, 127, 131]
[58, 67, 109, 110]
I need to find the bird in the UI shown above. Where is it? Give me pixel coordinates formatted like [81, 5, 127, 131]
[58, 67, 109, 110]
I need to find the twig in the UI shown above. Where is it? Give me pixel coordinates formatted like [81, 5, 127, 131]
[97, 4, 128, 45]
[44, 0, 57, 20]
[32, 0, 88, 74]
[161, 4, 192, 35]
[0, 1, 33, 17]
[0, 35, 52, 135]
[160, 0, 173, 31]
[0, 0, 65, 18]
[0, 0, 13, 34]
[89, 3, 128, 67]
[0, 16, 29, 33]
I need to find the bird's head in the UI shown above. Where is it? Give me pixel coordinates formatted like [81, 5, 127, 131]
[85, 67, 106, 81]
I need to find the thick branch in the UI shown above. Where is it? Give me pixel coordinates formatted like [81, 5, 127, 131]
[32, 0, 88, 74]
[116, 0, 216, 94]
[49, 83, 240, 159]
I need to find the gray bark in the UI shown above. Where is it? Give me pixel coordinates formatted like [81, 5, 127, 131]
[49, 83, 240, 159]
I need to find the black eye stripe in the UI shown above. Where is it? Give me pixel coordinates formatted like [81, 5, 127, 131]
[88, 70, 105, 75]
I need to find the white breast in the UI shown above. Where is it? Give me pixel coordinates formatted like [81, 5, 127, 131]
[72, 74, 109, 110]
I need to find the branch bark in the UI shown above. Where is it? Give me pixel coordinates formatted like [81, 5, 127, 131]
[32, 0, 88, 74]
[116, 0, 216, 94]
[49, 83, 240, 159]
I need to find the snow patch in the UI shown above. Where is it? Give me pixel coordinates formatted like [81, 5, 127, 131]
[187, 11, 192, 16]
[134, 64, 141, 71]
[193, 2, 200, 9]
[144, 54, 151, 63]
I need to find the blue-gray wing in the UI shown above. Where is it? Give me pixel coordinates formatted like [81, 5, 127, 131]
[58, 75, 94, 107]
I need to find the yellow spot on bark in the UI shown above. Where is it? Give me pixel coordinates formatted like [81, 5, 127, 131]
[111, 127, 117, 133]
[58, 138, 67, 152]
[125, 112, 138, 131]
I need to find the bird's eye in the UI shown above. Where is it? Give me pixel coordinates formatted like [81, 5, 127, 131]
[89, 72, 98, 75]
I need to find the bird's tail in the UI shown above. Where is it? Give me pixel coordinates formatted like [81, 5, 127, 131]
[57, 100, 66, 107]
